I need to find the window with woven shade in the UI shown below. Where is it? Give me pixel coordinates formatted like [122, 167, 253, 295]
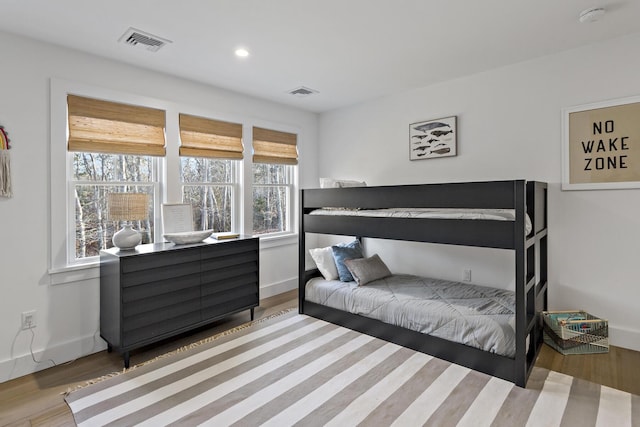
[179, 113, 243, 160]
[252, 127, 298, 165]
[67, 94, 166, 156]
[252, 127, 297, 235]
[179, 114, 243, 233]
[66, 94, 162, 260]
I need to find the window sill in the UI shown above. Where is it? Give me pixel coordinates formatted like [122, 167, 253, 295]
[257, 232, 298, 249]
[48, 262, 100, 286]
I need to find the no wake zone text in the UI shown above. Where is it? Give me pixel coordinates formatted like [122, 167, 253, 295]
[581, 120, 630, 171]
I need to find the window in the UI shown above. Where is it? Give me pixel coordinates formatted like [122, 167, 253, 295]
[181, 158, 235, 232]
[67, 95, 164, 263]
[179, 114, 243, 232]
[252, 127, 297, 235]
[71, 153, 157, 259]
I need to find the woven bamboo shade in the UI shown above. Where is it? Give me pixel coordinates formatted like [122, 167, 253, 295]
[67, 95, 166, 156]
[179, 114, 243, 159]
[107, 193, 149, 221]
[252, 127, 298, 165]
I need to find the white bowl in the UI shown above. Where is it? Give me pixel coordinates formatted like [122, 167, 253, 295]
[163, 230, 213, 244]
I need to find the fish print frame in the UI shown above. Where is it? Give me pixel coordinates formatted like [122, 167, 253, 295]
[409, 116, 456, 160]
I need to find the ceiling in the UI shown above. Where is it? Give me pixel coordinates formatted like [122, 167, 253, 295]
[2, 1, 640, 113]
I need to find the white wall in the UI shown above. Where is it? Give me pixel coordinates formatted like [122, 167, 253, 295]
[318, 33, 640, 352]
[0, 31, 318, 382]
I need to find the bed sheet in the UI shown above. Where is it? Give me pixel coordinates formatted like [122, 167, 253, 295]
[306, 273, 516, 357]
[309, 208, 532, 235]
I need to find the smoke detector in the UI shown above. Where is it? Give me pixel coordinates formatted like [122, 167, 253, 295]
[579, 7, 605, 23]
[288, 86, 319, 97]
[118, 27, 172, 52]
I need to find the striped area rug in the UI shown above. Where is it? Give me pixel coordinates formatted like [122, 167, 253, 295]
[66, 310, 639, 426]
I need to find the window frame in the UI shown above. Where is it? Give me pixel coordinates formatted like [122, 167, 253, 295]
[66, 153, 161, 264]
[179, 156, 241, 233]
[51, 79, 170, 276]
[251, 162, 296, 237]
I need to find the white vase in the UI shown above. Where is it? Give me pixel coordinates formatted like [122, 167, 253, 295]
[112, 224, 141, 250]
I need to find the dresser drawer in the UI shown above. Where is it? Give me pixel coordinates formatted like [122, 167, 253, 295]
[202, 290, 258, 320]
[121, 260, 201, 287]
[123, 284, 201, 317]
[200, 239, 258, 261]
[122, 273, 200, 303]
[123, 310, 201, 348]
[123, 297, 201, 333]
[120, 249, 200, 273]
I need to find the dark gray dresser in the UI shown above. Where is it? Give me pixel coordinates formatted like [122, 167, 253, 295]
[100, 236, 259, 368]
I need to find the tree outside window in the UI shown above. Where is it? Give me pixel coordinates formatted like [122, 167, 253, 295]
[181, 157, 235, 232]
[252, 163, 292, 235]
[71, 152, 156, 259]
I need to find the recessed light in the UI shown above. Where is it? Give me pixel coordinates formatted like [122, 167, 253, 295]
[235, 48, 249, 58]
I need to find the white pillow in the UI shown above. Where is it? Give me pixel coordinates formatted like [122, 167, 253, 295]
[309, 246, 339, 280]
[319, 178, 367, 188]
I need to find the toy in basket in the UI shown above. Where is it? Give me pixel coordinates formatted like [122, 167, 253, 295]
[542, 310, 609, 354]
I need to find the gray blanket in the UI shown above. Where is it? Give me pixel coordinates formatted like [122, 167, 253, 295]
[306, 274, 516, 357]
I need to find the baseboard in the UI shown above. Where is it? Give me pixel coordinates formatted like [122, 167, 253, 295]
[609, 324, 640, 352]
[0, 332, 106, 383]
[2, 301, 636, 383]
[0, 278, 298, 383]
[260, 277, 297, 299]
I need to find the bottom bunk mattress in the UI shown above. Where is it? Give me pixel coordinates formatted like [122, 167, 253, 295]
[305, 274, 516, 358]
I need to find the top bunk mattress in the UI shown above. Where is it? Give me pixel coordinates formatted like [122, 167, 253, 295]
[306, 273, 516, 358]
[309, 208, 532, 235]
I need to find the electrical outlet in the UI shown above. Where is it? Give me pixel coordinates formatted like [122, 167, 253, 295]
[21, 311, 36, 330]
[463, 269, 472, 282]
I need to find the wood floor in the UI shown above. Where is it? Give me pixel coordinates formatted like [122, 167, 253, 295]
[1, 290, 638, 426]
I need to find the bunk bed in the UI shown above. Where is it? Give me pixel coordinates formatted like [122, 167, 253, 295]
[298, 180, 548, 387]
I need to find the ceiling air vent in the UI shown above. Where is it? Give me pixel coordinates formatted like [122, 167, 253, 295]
[288, 86, 319, 97]
[118, 27, 172, 52]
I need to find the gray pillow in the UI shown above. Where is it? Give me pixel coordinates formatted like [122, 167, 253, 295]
[344, 254, 392, 286]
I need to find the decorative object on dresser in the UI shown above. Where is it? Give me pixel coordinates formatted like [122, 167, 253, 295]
[212, 232, 240, 240]
[163, 229, 213, 244]
[107, 192, 150, 250]
[100, 236, 259, 368]
[161, 203, 195, 233]
[409, 116, 456, 160]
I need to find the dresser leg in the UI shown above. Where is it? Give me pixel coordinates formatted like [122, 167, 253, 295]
[250, 307, 255, 321]
[123, 351, 130, 369]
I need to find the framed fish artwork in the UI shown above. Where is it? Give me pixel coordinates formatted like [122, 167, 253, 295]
[409, 116, 456, 160]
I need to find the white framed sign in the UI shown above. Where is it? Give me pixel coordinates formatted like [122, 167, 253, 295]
[161, 203, 194, 233]
[562, 95, 640, 190]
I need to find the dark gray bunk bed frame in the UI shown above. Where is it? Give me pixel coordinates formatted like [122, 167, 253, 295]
[298, 180, 548, 387]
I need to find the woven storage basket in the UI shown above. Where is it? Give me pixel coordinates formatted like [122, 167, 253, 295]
[542, 310, 608, 355]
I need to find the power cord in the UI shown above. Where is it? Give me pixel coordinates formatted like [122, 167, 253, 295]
[28, 328, 57, 367]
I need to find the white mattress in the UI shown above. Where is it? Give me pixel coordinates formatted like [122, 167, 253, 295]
[310, 208, 532, 235]
[306, 274, 516, 358]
